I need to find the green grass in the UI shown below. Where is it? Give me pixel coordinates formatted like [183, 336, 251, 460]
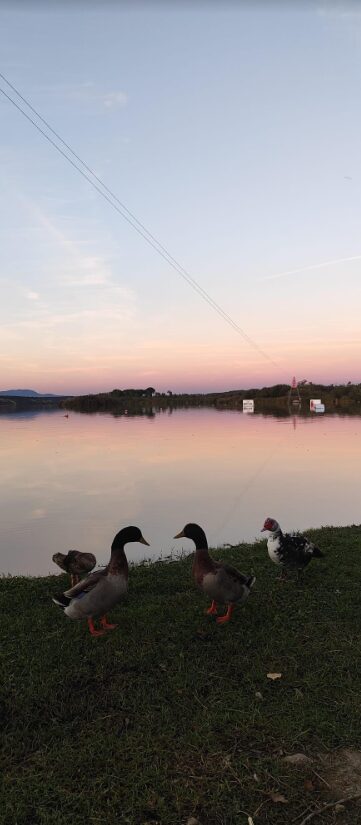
[1, 526, 361, 825]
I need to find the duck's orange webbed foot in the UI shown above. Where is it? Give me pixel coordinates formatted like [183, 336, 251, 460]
[100, 615, 118, 631]
[206, 600, 218, 615]
[216, 604, 234, 624]
[87, 617, 106, 637]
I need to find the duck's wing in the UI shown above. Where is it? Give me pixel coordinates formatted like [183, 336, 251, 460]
[67, 550, 97, 575]
[52, 552, 68, 572]
[216, 561, 251, 584]
[64, 567, 107, 598]
[283, 534, 315, 564]
[213, 562, 254, 602]
[80, 552, 97, 569]
[214, 561, 254, 601]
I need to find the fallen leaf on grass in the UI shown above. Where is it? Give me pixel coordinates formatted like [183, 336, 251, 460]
[248, 818, 255, 825]
[267, 672, 282, 680]
[283, 753, 312, 766]
[304, 779, 316, 792]
[268, 791, 288, 804]
[186, 818, 200, 825]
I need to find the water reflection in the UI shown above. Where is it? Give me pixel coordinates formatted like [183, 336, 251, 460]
[0, 406, 360, 575]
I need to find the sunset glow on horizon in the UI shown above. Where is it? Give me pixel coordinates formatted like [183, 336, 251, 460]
[1, 4, 361, 394]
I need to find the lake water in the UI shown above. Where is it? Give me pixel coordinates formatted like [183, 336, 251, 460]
[1, 406, 360, 576]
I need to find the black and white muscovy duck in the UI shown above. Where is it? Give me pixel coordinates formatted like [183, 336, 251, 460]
[261, 517, 324, 577]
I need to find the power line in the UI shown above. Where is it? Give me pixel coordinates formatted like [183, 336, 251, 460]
[0, 73, 279, 368]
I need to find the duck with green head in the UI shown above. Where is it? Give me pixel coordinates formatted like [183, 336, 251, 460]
[174, 523, 255, 624]
[52, 526, 149, 637]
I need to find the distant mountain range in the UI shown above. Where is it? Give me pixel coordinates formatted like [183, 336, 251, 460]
[0, 389, 59, 397]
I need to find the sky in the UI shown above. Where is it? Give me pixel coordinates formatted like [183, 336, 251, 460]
[1, 0, 361, 394]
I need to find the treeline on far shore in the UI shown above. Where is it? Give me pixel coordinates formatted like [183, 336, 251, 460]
[63, 382, 361, 414]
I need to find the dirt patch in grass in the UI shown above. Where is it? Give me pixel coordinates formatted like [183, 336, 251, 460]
[320, 749, 361, 800]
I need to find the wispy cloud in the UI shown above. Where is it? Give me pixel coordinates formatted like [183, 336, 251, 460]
[102, 91, 128, 109]
[36, 81, 128, 110]
[61, 256, 112, 287]
[318, 1, 361, 19]
[2, 196, 138, 360]
[260, 254, 361, 282]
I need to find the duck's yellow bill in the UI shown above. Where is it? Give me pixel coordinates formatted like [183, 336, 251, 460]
[139, 536, 150, 546]
[173, 530, 185, 539]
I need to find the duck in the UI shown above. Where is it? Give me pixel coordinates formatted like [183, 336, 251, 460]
[52, 550, 97, 587]
[174, 523, 255, 624]
[52, 526, 149, 637]
[261, 517, 324, 577]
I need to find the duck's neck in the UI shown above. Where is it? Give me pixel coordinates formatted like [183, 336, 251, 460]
[192, 527, 209, 551]
[193, 532, 212, 568]
[270, 527, 282, 539]
[195, 546, 211, 562]
[108, 541, 128, 576]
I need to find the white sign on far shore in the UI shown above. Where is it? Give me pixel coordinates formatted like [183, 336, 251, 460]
[243, 399, 254, 413]
[310, 399, 325, 413]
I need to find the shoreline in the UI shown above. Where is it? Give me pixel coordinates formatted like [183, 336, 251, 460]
[1, 523, 360, 579]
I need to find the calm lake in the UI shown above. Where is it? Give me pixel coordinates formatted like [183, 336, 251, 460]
[1, 406, 360, 576]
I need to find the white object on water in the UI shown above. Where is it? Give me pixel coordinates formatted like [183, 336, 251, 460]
[314, 403, 325, 413]
[243, 399, 254, 413]
[310, 399, 321, 410]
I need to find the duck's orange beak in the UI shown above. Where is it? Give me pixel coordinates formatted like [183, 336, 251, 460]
[139, 536, 150, 546]
[173, 530, 185, 539]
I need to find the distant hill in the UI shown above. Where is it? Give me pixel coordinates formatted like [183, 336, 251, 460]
[0, 389, 58, 397]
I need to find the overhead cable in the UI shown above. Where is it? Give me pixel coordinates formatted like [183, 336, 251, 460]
[0, 74, 279, 368]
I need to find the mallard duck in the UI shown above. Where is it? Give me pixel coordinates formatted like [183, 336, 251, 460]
[52, 526, 149, 637]
[52, 550, 97, 587]
[261, 517, 324, 577]
[174, 523, 255, 624]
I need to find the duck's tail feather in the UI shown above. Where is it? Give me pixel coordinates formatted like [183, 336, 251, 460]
[52, 593, 71, 609]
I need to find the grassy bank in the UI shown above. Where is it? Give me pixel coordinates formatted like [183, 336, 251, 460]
[1, 526, 361, 825]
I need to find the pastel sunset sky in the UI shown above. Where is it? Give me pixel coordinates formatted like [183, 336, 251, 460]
[1, 1, 361, 394]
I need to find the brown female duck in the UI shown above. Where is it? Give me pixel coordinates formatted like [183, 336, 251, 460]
[52, 526, 149, 637]
[174, 523, 255, 624]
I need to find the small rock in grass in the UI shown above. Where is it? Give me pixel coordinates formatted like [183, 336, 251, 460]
[255, 691, 263, 700]
[283, 753, 312, 766]
[186, 818, 200, 825]
[335, 804, 346, 814]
